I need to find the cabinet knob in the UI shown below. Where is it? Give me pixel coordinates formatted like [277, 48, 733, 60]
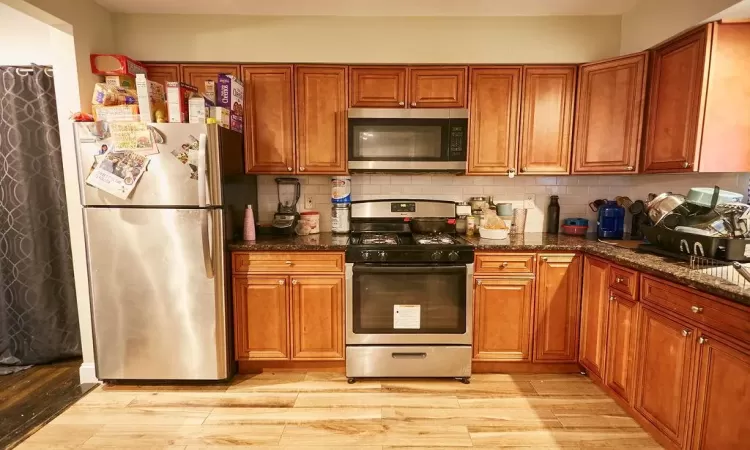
[683, 161, 692, 169]
[626, 166, 634, 171]
[411, 102, 417, 107]
[287, 167, 293, 172]
[691, 305, 703, 314]
[542, 256, 548, 261]
[292, 279, 298, 285]
[681, 329, 692, 337]
[616, 277, 624, 283]
[398, 101, 405, 106]
[476, 279, 482, 286]
[278, 279, 285, 285]
[698, 336, 708, 345]
[299, 167, 305, 172]
[609, 295, 615, 301]
[501, 262, 508, 268]
[285, 260, 293, 265]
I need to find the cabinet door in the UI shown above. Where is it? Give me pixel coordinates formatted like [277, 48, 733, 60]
[291, 276, 344, 360]
[295, 65, 348, 174]
[473, 277, 534, 361]
[690, 334, 750, 450]
[350, 66, 406, 108]
[572, 53, 647, 174]
[534, 253, 582, 362]
[579, 256, 610, 378]
[233, 276, 289, 360]
[604, 293, 639, 403]
[242, 65, 296, 174]
[181, 64, 241, 97]
[518, 66, 576, 175]
[634, 306, 696, 447]
[467, 67, 521, 174]
[144, 63, 181, 89]
[642, 25, 711, 173]
[408, 66, 467, 108]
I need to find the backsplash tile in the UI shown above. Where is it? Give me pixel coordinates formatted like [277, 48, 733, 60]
[257, 173, 750, 233]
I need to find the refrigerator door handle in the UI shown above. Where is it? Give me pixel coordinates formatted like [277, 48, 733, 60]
[201, 209, 215, 279]
[198, 133, 208, 207]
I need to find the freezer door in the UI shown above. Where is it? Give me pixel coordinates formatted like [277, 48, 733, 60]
[74, 123, 240, 207]
[84, 207, 230, 380]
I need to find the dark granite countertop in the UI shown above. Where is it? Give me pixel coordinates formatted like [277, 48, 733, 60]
[229, 232, 750, 307]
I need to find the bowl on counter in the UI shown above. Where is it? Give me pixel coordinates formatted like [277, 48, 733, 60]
[562, 224, 588, 236]
[478, 227, 509, 240]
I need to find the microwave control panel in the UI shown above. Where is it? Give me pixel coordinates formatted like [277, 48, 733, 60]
[449, 124, 467, 159]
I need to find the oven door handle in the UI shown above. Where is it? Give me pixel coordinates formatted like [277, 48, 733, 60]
[353, 264, 467, 274]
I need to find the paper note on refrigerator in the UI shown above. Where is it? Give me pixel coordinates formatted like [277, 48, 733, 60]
[393, 305, 421, 329]
[109, 122, 158, 155]
[86, 146, 150, 199]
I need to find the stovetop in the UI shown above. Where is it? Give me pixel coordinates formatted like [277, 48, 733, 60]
[346, 232, 474, 264]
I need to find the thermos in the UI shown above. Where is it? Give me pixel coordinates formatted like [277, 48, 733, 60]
[243, 204, 256, 241]
[597, 201, 625, 239]
[546, 195, 560, 234]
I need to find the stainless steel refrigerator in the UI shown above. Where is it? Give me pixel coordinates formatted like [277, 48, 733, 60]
[74, 122, 256, 381]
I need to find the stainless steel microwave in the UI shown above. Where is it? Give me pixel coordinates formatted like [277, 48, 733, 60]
[347, 108, 468, 172]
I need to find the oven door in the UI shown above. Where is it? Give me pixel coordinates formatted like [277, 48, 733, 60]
[346, 263, 473, 345]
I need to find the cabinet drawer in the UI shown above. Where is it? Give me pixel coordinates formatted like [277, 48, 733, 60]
[475, 253, 535, 275]
[233, 252, 344, 273]
[641, 275, 750, 343]
[609, 265, 638, 298]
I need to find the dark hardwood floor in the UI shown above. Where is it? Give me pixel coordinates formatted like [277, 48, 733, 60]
[0, 359, 96, 449]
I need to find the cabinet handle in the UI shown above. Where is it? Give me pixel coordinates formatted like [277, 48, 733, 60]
[398, 101, 405, 106]
[691, 305, 703, 314]
[292, 279, 298, 285]
[299, 167, 305, 172]
[411, 102, 417, 107]
[501, 262, 508, 268]
[683, 161, 692, 169]
[278, 279, 285, 285]
[476, 280, 482, 286]
[626, 166, 634, 171]
[285, 260, 293, 265]
[609, 295, 615, 301]
[616, 277, 624, 283]
[681, 329, 692, 337]
[521, 167, 528, 172]
[698, 337, 708, 345]
[542, 256, 548, 261]
[287, 167, 293, 172]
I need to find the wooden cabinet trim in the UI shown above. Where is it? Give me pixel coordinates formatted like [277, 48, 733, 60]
[290, 275, 345, 361]
[579, 256, 610, 378]
[233, 275, 290, 360]
[408, 66, 468, 108]
[232, 252, 345, 274]
[609, 265, 639, 299]
[604, 292, 639, 404]
[349, 66, 407, 108]
[474, 252, 535, 275]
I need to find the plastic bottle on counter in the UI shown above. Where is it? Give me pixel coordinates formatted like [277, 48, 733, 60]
[243, 204, 256, 241]
[546, 195, 560, 234]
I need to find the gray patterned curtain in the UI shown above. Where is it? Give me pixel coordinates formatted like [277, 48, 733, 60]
[0, 66, 80, 374]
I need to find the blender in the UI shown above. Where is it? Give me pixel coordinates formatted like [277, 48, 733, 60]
[272, 177, 301, 235]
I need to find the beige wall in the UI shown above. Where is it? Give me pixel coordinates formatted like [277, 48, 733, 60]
[0, 4, 56, 65]
[620, 0, 742, 53]
[113, 14, 621, 63]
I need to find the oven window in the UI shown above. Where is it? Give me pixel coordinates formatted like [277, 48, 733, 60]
[352, 265, 466, 334]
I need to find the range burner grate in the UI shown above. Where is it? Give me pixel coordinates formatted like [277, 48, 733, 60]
[360, 233, 400, 245]
[414, 234, 459, 245]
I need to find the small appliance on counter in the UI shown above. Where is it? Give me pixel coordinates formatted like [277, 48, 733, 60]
[597, 201, 625, 239]
[629, 200, 649, 239]
[272, 177, 301, 235]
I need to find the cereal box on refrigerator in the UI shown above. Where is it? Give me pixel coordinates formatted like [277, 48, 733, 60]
[166, 82, 198, 123]
[216, 74, 243, 133]
[135, 74, 167, 123]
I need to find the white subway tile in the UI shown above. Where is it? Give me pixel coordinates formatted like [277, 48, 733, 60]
[362, 185, 381, 194]
[370, 175, 391, 184]
[411, 175, 434, 185]
[307, 176, 330, 185]
[472, 176, 495, 186]
[391, 175, 412, 184]
[566, 186, 590, 196]
[535, 176, 558, 186]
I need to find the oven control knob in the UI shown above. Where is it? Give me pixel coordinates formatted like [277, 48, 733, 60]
[360, 251, 371, 261]
[431, 250, 444, 261]
[448, 251, 460, 262]
[377, 251, 387, 261]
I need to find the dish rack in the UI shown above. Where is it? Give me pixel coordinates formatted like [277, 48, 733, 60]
[642, 225, 750, 261]
[690, 255, 750, 289]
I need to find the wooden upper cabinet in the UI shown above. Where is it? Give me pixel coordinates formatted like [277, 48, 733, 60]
[242, 65, 295, 174]
[634, 306, 696, 448]
[519, 66, 576, 175]
[349, 66, 406, 108]
[143, 63, 180, 89]
[691, 334, 750, 450]
[408, 66, 468, 108]
[181, 64, 241, 97]
[643, 25, 711, 173]
[572, 53, 647, 174]
[290, 276, 344, 360]
[467, 67, 521, 174]
[579, 256, 610, 378]
[604, 292, 638, 404]
[295, 65, 348, 174]
[233, 276, 289, 360]
[534, 253, 582, 362]
[473, 277, 534, 361]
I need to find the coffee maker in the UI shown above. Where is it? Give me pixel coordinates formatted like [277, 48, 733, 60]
[272, 177, 301, 235]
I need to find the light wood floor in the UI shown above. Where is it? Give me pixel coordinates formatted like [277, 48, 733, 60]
[17, 372, 662, 449]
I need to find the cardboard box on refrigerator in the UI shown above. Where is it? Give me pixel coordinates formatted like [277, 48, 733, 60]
[166, 82, 198, 123]
[209, 107, 230, 129]
[189, 96, 215, 124]
[216, 74, 243, 133]
[135, 74, 167, 123]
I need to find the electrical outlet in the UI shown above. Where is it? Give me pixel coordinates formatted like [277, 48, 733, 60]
[305, 196, 314, 210]
[524, 194, 536, 208]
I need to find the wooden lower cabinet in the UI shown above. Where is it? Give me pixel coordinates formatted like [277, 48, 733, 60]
[579, 256, 610, 377]
[473, 277, 534, 361]
[233, 276, 289, 360]
[690, 333, 750, 450]
[604, 292, 638, 403]
[291, 276, 344, 360]
[534, 253, 581, 362]
[634, 306, 696, 447]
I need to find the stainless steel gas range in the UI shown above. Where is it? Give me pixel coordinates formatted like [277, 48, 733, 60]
[344, 199, 474, 384]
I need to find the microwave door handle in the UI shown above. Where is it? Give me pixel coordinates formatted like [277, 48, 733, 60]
[198, 133, 207, 207]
